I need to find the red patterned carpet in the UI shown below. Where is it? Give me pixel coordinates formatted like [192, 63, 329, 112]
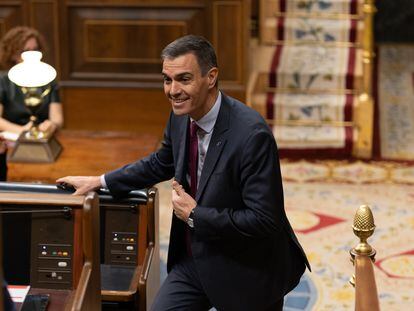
[157, 161, 414, 310]
[282, 161, 414, 310]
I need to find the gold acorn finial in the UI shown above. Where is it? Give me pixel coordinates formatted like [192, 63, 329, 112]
[351, 204, 376, 257]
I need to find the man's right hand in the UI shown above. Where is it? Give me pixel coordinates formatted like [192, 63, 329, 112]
[56, 176, 102, 196]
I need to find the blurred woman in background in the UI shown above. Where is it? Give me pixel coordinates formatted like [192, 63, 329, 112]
[0, 26, 63, 135]
[0, 26, 63, 181]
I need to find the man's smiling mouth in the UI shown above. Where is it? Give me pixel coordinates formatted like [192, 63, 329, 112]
[171, 98, 189, 104]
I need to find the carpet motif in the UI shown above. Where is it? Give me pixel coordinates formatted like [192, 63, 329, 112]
[264, 17, 356, 43]
[281, 160, 414, 184]
[275, 46, 353, 90]
[272, 94, 348, 121]
[274, 125, 347, 148]
[268, 45, 354, 149]
[377, 251, 414, 279]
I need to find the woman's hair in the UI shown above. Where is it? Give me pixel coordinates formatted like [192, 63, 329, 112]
[0, 26, 46, 70]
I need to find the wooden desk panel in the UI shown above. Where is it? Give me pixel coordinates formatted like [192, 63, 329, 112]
[2, 192, 101, 311]
[7, 130, 160, 183]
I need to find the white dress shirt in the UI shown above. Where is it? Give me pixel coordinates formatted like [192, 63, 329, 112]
[189, 91, 222, 187]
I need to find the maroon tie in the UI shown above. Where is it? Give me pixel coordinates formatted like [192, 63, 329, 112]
[189, 121, 199, 198]
[186, 121, 199, 257]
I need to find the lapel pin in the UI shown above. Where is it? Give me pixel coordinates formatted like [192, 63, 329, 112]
[216, 141, 222, 147]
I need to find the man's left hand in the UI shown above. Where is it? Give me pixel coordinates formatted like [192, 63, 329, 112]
[172, 180, 196, 222]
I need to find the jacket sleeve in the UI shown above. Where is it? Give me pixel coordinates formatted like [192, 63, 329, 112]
[194, 126, 285, 240]
[105, 112, 175, 197]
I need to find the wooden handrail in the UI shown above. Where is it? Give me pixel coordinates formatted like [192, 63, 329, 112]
[140, 187, 160, 310]
[69, 262, 92, 311]
[355, 256, 380, 311]
[0, 192, 85, 206]
[140, 244, 155, 285]
[66, 192, 101, 311]
[137, 245, 154, 311]
[147, 188, 157, 244]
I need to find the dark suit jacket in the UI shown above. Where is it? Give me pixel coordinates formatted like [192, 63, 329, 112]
[106, 93, 310, 310]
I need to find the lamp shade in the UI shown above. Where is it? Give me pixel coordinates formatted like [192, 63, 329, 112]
[8, 51, 56, 87]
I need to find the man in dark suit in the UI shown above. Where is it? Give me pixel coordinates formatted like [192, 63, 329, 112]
[57, 35, 310, 311]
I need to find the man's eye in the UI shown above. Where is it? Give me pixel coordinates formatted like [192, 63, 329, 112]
[163, 77, 171, 83]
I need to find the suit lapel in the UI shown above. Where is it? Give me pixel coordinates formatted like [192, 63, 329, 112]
[174, 116, 190, 185]
[196, 96, 230, 201]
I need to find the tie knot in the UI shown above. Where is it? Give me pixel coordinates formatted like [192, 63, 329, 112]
[190, 121, 199, 138]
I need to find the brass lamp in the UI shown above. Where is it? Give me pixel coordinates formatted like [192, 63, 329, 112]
[7, 51, 62, 162]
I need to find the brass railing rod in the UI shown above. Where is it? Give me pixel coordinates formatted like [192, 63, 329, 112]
[264, 87, 356, 95]
[266, 119, 355, 127]
[271, 12, 362, 20]
[266, 40, 361, 48]
[361, 0, 376, 96]
[353, 0, 376, 157]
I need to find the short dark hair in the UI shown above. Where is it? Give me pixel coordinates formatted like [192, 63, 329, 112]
[161, 35, 218, 76]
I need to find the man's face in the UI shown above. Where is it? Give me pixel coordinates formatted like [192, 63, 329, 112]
[162, 53, 217, 120]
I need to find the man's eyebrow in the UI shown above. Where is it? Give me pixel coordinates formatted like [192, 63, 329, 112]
[161, 72, 193, 79]
[161, 73, 173, 81]
[176, 72, 192, 78]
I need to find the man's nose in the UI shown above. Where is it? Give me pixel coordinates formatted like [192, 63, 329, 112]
[170, 81, 181, 96]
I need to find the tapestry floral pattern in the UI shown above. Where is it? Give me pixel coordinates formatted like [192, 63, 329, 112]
[378, 45, 414, 160]
[249, 0, 361, 154]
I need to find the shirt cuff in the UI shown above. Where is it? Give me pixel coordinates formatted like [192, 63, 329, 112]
[100, 174, 108, 188]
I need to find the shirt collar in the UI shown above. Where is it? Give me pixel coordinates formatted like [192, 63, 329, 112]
[191, 91, 222, 134]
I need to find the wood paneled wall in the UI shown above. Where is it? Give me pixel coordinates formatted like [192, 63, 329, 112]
[0, 0, 250, 137]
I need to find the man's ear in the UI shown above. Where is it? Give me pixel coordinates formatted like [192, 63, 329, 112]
[207, 67, 218, 89]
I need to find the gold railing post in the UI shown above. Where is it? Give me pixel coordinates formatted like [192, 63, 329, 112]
[354, 0, 377, 158]
[350, 204, 376, 258]
[349, 205, 380, 311]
